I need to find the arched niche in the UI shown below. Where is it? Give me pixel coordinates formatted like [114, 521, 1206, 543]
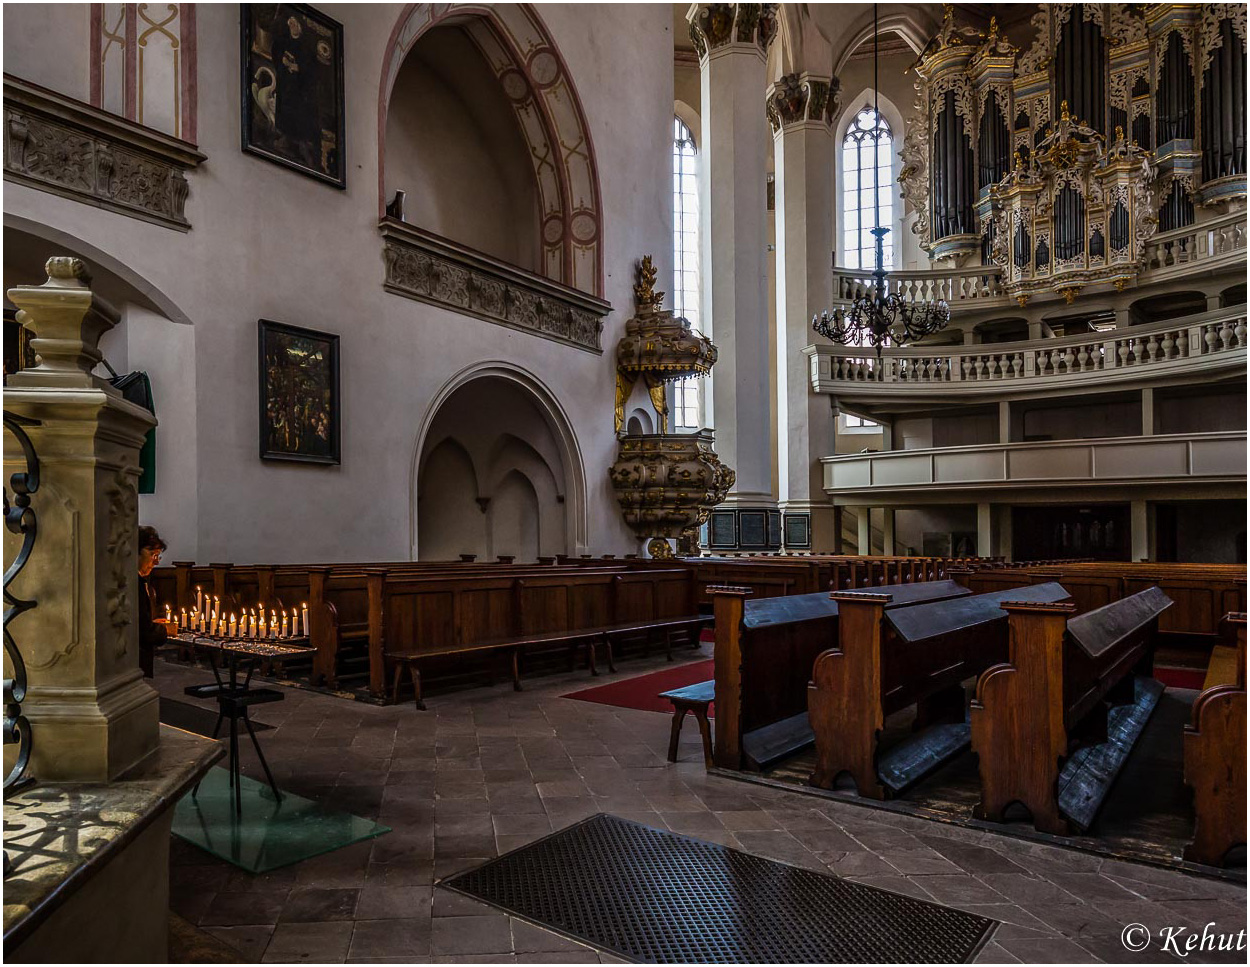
[3, 219, 200, 560]
[379, 4, 604, 296]
[412, 364, 585, 560]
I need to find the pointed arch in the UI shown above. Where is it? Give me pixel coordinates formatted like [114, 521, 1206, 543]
[378, 4, 604, 296]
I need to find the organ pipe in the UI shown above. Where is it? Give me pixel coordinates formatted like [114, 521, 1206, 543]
[1156, 32, 1194, 144]
[1201, 18, 1247, 181]
[1055, 5, 1106, 133]
[978, 92, 1011, 190]
[898, 3, 1244, 294]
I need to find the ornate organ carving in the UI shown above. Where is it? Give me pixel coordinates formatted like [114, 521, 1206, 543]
[905, 3, 1246, 302]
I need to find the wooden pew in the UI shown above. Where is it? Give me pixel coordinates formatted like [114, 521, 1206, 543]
[712, 579, 972, 772]
[809, 582, 1070, 799]
[971, 587, 1172, 835]
[1183, 613, 1246, 867]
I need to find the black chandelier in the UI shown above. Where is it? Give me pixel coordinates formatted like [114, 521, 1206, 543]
[812, 4, 950, 358]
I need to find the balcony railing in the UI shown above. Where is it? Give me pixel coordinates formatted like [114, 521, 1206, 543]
[820, 431, 1247, 497]
[831, 210, 1247, 310]
[806, 305, 1247, 395]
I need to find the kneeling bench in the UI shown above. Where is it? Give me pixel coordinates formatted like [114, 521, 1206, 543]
[660, 679, 714, 768]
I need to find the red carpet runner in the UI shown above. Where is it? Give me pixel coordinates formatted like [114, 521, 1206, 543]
[563, 659, 715, 716]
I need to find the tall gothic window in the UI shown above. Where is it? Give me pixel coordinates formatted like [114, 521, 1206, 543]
[672, 116, 701, 430]
[841, 105, 894, 270]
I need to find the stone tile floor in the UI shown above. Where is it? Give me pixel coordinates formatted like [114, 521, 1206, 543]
[159, 647, 1247, 964]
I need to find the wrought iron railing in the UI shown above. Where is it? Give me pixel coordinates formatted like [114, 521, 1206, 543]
[4, 412, 40, 812]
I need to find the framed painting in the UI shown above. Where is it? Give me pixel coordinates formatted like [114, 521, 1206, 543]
[258, 320, 341, 464]
[241, 3, 346, 187]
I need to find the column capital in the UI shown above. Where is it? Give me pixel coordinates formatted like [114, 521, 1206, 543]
[687, 4, 779, 62]
[767, 72, 840, 133]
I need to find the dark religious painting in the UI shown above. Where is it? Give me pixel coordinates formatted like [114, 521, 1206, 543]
[241, 3, 345, 187]
[258, 320, 340, 464]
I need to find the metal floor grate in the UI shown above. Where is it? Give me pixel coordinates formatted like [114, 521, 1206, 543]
[441, 813, 996, 963]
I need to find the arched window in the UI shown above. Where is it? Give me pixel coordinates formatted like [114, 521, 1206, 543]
[672, 116, 701, 430]
[841, 105, 894, 271]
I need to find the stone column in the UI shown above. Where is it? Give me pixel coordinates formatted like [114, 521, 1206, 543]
[4, 258, 159, 781]
[1130, 499, 1151, 562]
[770, 66, 840, 552]
[882, 507, 896, 557]
[977, 502, 995, 558]
[689, 4, 778, 540]
[857, 508, 871, 555]
[1141, 387, 1154, 436]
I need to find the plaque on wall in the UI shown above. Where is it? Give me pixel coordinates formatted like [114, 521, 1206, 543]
[709, 511, 736, 549]
[242, 4, 346, 188]
[767, 511, 782, 548]
[739, 511, 767, 548]
[784, 513, 811, 549]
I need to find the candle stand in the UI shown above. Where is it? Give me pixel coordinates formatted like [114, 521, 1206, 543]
[178, 634, 313, 816]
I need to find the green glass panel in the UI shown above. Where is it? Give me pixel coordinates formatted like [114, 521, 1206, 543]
[172, 767, 389, 873]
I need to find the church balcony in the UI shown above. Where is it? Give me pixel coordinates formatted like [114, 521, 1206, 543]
[2, 74, 206, 231]
[379, 219, 610, 354]
[805, 304, 1246, 407]
[819, 430, 1246, 503]
[831, 209, 1247, 317]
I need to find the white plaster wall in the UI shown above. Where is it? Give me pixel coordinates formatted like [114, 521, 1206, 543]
[4, 3, 672, 563]
[2, 3, 90, 102]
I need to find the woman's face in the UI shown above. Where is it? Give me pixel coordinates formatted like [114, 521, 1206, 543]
[139, 546, 162, 577]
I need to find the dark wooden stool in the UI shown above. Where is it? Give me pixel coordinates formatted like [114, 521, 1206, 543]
[660, 679, 714, 768]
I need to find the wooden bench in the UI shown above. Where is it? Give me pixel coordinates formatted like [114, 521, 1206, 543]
[386, 639, 522, 710]
[386, 614, 710, 709]
[809, 581, 1070, 799]
[1183, 612, 1246, 867]
[660, 680, 714, 768]
[971, 586, 1172, 835]
[712, 579, 973, 773]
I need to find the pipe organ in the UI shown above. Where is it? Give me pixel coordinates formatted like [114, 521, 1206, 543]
[900, 3, 1247, 305]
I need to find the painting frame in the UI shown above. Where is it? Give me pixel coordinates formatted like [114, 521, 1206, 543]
[240, 3, 347, 189]
[258, 319, 341, 465]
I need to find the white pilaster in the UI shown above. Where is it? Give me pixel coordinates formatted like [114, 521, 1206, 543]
[771, 67, 839, 551]
[690, 4, 777, 509]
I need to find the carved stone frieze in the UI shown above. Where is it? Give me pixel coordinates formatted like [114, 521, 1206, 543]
[380, 220, 609, 353]
[3, 76, 204, 231]
[688, 3, 777, 59]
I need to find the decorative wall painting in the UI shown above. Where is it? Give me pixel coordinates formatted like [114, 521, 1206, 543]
[241, 3, 345, 187]
[258, 320, 341, 464]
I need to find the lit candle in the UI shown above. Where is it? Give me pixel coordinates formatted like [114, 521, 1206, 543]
[291, 608, 300, 637]
[270, 610, 278, 638]
[259, 610, 266, 638]
[165, 605, 172, 624]
[301, 603, 309, 638]
[281, 611, 289, 638]
[249, 610, 257, 637]
[181, 608, 188, 631]
[229, 613, 237, 637]
[196, 586, 202, 612]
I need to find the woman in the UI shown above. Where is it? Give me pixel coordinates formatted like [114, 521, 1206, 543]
[137, 525, 168, 677]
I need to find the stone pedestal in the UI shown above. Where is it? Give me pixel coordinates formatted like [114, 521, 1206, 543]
[3, 258, 159, 782]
